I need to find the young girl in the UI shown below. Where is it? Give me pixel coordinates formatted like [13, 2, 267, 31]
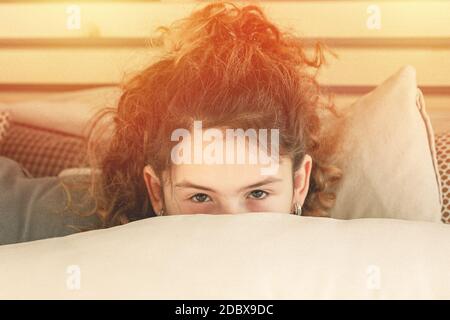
[0, 1, 344, 244]
[86, 1, 344, 226]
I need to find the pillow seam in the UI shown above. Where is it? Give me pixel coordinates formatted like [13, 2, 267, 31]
[416, 87, 443, 208]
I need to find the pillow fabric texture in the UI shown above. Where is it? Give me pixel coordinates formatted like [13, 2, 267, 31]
[0, 122, 87, 177]
[0, 111, 11, 143]
[328, 66, 442, 222]
[436, 130, 450, 223]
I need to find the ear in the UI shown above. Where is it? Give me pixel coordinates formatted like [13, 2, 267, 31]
[292, 154, 313, 209]
[143, 165, 164, 214]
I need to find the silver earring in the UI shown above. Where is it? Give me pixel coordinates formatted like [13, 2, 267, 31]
[293, 202, 302, 216]
[158, 208, 165, 216]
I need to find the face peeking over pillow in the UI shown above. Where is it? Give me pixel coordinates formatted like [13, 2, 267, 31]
[85, 1, 344, 226]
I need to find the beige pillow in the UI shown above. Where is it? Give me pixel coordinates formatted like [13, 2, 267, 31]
[0, 86, 121, 137]
[1, 213, 450, 299]
[329, 66, 442, 222]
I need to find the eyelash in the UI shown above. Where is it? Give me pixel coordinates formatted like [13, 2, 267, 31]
[247, 190, 269, 200]
[190, 193, 211, 203]
[189, 190, 269, 203]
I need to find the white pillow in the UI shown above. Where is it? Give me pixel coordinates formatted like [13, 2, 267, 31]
[0, 213, 449, 299]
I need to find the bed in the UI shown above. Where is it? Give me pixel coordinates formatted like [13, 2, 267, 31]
[0, 65, 449, 299]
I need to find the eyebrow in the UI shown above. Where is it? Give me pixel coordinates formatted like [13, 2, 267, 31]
[174, 177, 283, 193]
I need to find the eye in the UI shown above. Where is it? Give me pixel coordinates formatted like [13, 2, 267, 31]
[190, 193, 211, 203]
[248, 190, 268, 200]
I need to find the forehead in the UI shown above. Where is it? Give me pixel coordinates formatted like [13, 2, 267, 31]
[164, 157, 293, 191]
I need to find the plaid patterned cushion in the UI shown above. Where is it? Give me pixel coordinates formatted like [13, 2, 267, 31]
[436, 130, 450, 223]
[0, 111, 11, 143]
[0, 122, 87, 177]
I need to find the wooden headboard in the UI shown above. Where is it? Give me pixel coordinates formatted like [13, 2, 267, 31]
[0, 0, 449, 133]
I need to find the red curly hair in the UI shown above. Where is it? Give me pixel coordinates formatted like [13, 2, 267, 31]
[83, 1, 344, 226]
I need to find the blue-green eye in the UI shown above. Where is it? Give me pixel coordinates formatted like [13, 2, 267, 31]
[191, 193, 211, 203]
[248, 190, 268, 200]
